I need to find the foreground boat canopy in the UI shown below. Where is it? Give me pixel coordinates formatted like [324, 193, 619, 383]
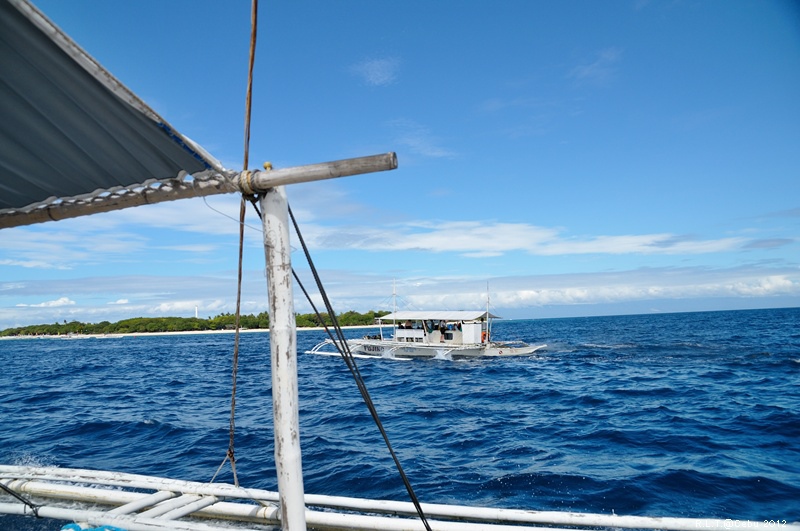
[379, 310, 500, 322]
[0, 0, 231, 217]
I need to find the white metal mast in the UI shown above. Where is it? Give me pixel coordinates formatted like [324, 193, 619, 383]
[260, 186, 305, 530]
[253, 153, 397, 530]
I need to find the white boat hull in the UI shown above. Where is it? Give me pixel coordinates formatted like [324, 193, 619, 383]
[309, 338, 546, 359]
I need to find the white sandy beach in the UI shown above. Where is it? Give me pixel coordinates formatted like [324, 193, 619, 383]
[0, 325, 382, 340]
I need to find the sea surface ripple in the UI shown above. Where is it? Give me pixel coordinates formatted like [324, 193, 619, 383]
[1, 307, 798, 529]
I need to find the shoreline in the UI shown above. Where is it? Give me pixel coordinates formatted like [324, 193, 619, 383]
[0, 325, 382, 340]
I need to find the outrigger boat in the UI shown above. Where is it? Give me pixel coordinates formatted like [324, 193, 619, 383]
[308, 310, 547, 359]
[1, 1, 792, 530]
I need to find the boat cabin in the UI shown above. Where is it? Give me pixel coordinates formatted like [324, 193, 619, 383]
[377, 310, 499, 345]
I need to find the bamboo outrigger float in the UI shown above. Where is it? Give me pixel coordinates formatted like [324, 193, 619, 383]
[2, 1, 796, 530]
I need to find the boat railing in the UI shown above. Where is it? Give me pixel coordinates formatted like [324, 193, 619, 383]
[306, 338, 345, 355]
[4, 465, 794, 531]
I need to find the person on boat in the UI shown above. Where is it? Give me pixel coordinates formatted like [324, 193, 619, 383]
[439, 320, 446, 342]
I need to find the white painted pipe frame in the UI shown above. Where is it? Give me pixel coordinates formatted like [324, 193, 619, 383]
[5, 468, 795, 531]
[6, 497, 796, 531]
[250, 154, 403, 531]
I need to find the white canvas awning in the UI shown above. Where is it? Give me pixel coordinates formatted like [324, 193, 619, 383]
[378, 311, 500, 322]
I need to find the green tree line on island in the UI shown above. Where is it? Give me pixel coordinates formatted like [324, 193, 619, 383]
[0, 310, 390, 337]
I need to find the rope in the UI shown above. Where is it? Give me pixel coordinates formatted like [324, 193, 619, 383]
[0, 482, 39, 517]
[287, 205, 433, 531]
[216, 0, 259, 488]
[242, 0, 258, 173]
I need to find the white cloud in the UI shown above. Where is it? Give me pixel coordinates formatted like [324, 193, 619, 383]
[299, 220, 745, 256]
[0, 196, 259, 271]
[538, 233, 745, 255]
[0, 258, 67, 269]
[151, 301, 203, 314]
[723, 275, 796, 297]
[350, 57, 400, 86]
[4, 198, 752, 279]
[494, 276, 795, 307]
[160, 244, 218, 253]
[17, 297, 76, 308]
[1, 265, 798, 330]
[0, 221, 146, 270]
[393, 269, 800, 311]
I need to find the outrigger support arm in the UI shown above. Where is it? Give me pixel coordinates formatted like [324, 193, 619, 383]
[241, 152, 397, 192]
[0, 153, 397, 229]
[256, 151, 397, 530]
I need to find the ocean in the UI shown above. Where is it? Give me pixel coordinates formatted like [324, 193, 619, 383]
[1, 307, 798, 529]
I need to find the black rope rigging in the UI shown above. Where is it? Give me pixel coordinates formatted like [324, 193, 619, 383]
[0, 482, 39, 518]
[215, 0, 259, 488]
[286, 205, 433, 531]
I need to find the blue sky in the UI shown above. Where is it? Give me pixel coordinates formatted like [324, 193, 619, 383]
[1, 0, 799, 329]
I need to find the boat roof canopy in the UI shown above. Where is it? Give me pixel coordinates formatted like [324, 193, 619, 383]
[379, 311, 500, 322]
[0, 0, 231, 228]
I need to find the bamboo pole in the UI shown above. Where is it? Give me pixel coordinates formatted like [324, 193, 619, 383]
[260, 186, 306, 531]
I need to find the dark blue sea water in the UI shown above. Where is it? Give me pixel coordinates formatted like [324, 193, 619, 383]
[1, 308, 799, 529]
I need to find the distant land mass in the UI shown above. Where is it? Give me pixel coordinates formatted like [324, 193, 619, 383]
[0, 310, 390, 337]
